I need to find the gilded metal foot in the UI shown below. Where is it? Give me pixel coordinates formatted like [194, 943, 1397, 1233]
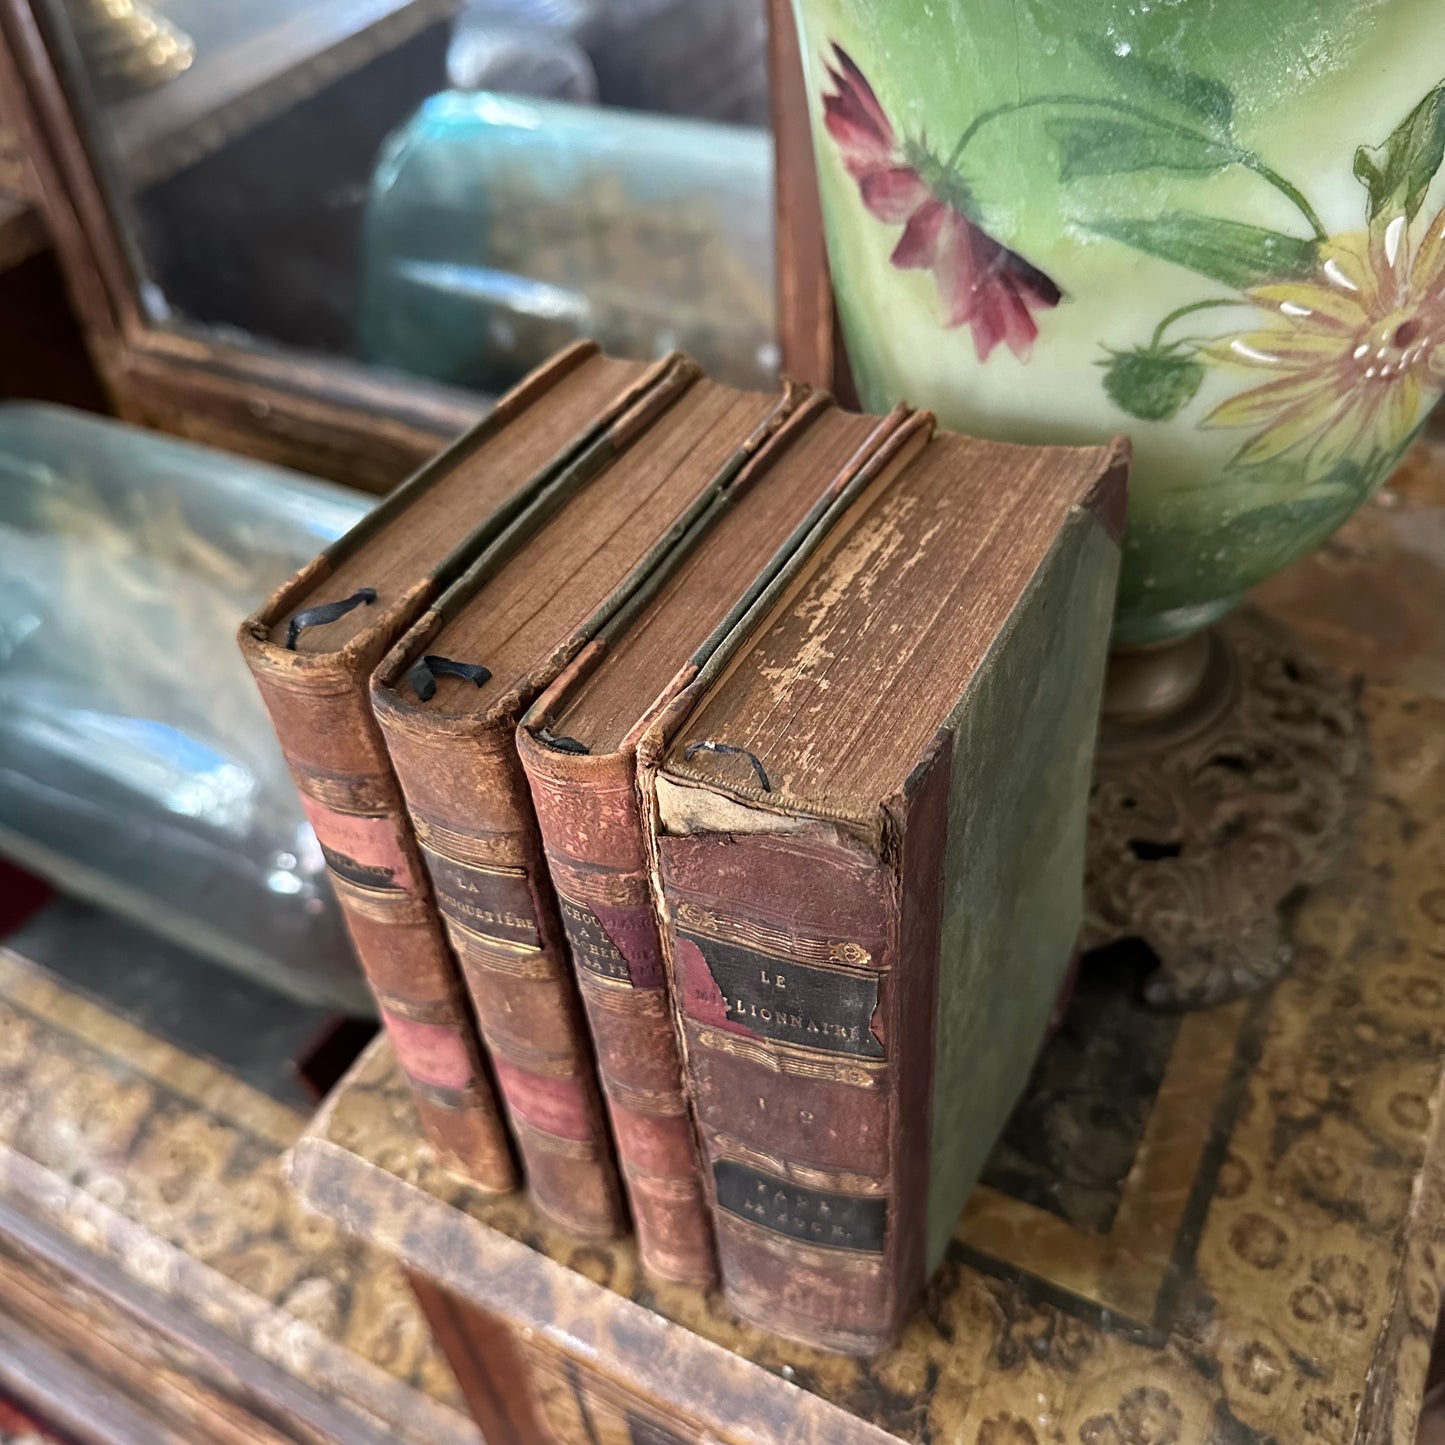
[1083, 610, 1369, 1010]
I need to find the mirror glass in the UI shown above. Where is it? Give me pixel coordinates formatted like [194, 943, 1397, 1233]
[46, 0, 779, 399]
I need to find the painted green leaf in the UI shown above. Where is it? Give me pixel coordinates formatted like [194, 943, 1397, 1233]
[1087, 213, 1319, 289]
[1353, 80, 1445, 222]
[1077, 36, 1235, 133]
[1099, 346, 1205, 422]
[1047, 116, 1237, 181]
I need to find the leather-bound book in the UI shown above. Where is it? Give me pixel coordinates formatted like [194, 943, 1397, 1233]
[370, 368, 811, 1240]
[653, 428, 1130, 1353]
[239, 342, 672, 1191]
[515, 397, 924, 1284]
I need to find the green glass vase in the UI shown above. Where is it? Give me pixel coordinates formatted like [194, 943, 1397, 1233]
[791, 0, 1445, 643]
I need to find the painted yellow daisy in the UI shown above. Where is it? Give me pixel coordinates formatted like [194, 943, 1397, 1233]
[1201, 207, 1445, 480]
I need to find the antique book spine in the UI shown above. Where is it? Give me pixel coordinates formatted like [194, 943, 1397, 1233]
[632, 416, 941, 1347]
[369, 372, 815, 1239]
[240, 345, 682, 1193]
[517, 669, 716, 1284]
[371, 700, 625, 1239]
[244, 641, 518, 1193]
[512, 403, 922, 1284]
[650, 459, 1127, 1352]
[237, 342, 639, 1193]
[652, 760, 948, 1355]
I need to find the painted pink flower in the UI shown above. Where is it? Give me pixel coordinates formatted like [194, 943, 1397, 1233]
[822, 43, 1061, 362]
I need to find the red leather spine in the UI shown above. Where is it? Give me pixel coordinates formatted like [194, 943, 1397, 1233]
[372, 687, 626, 1240]
[653, 738, 951, 1352]
[241, 635, 517, 1193]
[517, 661, 716, 1284]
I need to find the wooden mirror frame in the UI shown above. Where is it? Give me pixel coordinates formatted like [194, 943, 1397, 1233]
[0, 0, 862, 491]
[0, 0, 484, 490]
[765, 0, 854, 405]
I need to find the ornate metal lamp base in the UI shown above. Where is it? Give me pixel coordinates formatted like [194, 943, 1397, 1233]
[1082, 610, 1369, 1010]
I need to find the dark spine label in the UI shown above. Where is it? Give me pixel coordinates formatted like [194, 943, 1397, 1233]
[680, 931, 884, 1058]
[319, 844, 400, 892]
[713, 1159, 887, 1252]
[558, 895, 632, 983]
[423, 852, 541, 948]
[298, 795, 414, 892]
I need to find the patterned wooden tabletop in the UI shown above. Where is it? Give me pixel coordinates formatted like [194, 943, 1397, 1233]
[291, 439, 1445, 1445]
[0, 945, 477, 1445]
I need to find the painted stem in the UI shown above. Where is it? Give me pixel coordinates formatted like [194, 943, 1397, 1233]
[1149, 297, 1245, 350]
[943, 94, 1328, 240]
[1238, 157, 1329, 240]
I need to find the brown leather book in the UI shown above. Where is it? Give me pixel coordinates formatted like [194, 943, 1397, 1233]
[653, 427, 1130, 1353]
[515, 396, 921, 1285]
[369, 368, 811, 1240]
[238, 343, 670, 1190]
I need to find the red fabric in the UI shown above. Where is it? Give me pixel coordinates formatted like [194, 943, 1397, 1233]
[0, 1389, 70, 1440]
[0, 862, 50, 937]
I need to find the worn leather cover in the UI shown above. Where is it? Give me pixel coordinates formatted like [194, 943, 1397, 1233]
[372, 371, 834, 1240]
[371, 364, 782, 1240]
[239, 343, 663, 1191]
[514, 401, 920, 1285]
[516, 682, 714, 1280]
[651, 438, 1128, 1354]
[243, 625, 517, 1194]
[657, 813, 922, 1353]
[365, 689, 627, 1240]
